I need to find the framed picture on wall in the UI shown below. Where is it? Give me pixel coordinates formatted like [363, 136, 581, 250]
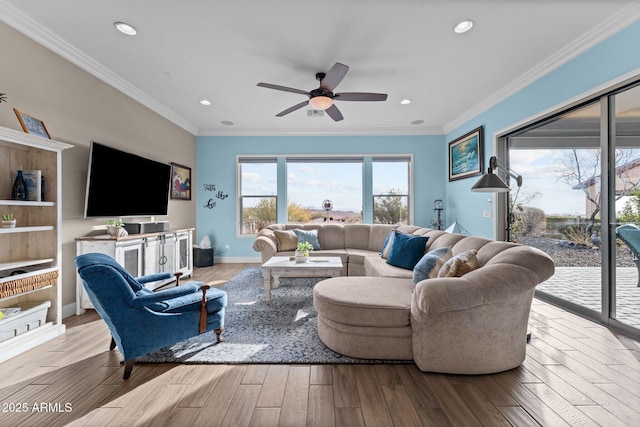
[449, 126, 483, 181]
[13, 108, 51, 139]
[170, 162, 191, 200]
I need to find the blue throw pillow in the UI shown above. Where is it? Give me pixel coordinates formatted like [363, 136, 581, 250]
[386, 231, 428, 270]
[293, 229, 322, 250]
[412, 246, 452, 285]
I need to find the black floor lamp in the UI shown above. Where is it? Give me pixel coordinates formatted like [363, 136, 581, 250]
[470, 156, 523, 242]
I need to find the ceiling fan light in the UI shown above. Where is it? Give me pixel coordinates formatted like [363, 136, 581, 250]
[309, 96, 333, 110]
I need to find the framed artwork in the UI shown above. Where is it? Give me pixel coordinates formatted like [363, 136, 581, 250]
[13, 108, 51, 139]
[170, 162, 191, 200]
[448, 126, 483, 181]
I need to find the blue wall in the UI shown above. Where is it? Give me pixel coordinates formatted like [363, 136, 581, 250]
[195, 135, 444, 259]
[446, 20, 640, 238]
[196, 20, 640, 253]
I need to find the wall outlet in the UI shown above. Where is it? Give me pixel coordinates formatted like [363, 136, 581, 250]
[213, 245, 217, 251]
[225, 244, 230, 251]
[483, 210, 492, 218]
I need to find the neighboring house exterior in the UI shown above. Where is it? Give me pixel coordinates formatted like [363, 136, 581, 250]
[573, 157, 640, 217]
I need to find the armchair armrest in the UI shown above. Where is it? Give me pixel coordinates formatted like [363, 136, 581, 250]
[136, 272, 173, 284]
[131, 283, 201, 308]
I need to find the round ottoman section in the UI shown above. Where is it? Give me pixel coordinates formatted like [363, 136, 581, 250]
[313, 276, 414, 360]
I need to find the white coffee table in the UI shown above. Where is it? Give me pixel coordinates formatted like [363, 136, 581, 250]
[260, 256, 343, 301]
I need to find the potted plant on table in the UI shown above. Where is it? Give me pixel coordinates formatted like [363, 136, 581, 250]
[295, 241, 314, 263]
[2, 214, 16, 228]
[105, 219, 128, 237]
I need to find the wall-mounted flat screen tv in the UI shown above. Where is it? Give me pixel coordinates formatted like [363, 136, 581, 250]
[84, 141, 171, 218]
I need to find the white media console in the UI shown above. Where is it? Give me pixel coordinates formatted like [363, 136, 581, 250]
[75, 228, 194, 314]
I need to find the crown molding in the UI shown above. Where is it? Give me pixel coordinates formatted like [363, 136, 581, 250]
[196, 125, 443, 137]
[443, 3, 640, 135]
[0, 0, 198, 135]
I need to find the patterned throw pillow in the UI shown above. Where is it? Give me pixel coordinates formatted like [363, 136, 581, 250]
[273, 229, 298, 251]
[293, 229, 322, 250]
[386, 231, 429, 270]
[438, 249, 479, 277]
[412, 246, 452, 285]
[380, 230, 396, 259]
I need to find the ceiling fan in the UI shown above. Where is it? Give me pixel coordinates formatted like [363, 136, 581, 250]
[257, 62, 387, 122]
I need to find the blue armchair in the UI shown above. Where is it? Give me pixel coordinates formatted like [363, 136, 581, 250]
[75, 253, 226, 379]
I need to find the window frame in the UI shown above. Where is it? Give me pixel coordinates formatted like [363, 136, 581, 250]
[237, 154, 413, 236]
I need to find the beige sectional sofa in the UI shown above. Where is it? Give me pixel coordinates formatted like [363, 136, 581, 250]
[253, 223, 555, 374]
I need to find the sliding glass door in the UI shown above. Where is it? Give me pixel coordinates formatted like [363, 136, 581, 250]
[612, 84, 640, 331]
[508, 101, 603, 317]
[504, 81, 640, 337]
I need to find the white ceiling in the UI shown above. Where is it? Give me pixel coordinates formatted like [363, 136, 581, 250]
[2, 0, 640, 136]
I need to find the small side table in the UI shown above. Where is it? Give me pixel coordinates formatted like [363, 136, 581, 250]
[193, 247, 214, 267]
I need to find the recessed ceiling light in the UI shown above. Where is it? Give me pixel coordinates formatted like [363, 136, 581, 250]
[400, 99, 412, 105]
[114, 22, 137, 36]
[454, 20, 474, 34]
[199, 99, 212, 106]
[221, 120, 234, 126]
[411, 120, 424, 125]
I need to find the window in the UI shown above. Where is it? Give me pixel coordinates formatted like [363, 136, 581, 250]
[238, 159, 277, 234]
[372, 159, 410, 224]
[287, 159, 363, 223]
[237, 154, 413, 233]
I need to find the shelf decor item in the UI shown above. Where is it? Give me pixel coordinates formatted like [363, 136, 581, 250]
[106, 219, 128, 237]
[1, 214, 16, 228]
[13, 108, 51, 139]
[295, 241, 314, 263]
[448, 126, 484, 181]
[11, 169, 26, 201]
[11, 170, 41, 201]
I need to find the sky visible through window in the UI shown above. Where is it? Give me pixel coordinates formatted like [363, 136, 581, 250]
[509, 149, 640, 216]
[510, 150, 587, 216]
[241, 160, 409, 212]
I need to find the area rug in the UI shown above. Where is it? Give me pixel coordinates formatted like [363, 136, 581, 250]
[138, 267, 411, 365]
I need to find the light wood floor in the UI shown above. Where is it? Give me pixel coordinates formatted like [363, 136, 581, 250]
[1, 263, 640, 426]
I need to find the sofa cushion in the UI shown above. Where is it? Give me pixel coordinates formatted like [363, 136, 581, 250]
[387, 231, 428, 270]
[412, 246, 452, 284]
[365, 256, 413, 278]
[438, 249, 479, 277]
[344, 224, 373, 250]
[313, 277, 413, 328]
[293, 229, 321, 250]
[273, 229, 298, 251]
[369, 224, 398, 252]
[319, 224, 345, 250]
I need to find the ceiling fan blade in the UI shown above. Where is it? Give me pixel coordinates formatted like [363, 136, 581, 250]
[335, 92, 388, 102]
[257, 82, 309, 96]
[325, 104, 344, 122]
[320, 63, 349, 91]
[276, 100, 309, 117]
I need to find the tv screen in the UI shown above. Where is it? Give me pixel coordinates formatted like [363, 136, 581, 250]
[84, 142, 171, 218]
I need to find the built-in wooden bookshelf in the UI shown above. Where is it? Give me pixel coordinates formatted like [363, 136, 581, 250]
[0, 125, 72, 362]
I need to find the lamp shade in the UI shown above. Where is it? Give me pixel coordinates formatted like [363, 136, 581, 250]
[470, 172, 510, 192]
[309, 96, 333, 110]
